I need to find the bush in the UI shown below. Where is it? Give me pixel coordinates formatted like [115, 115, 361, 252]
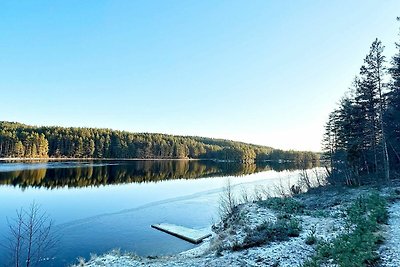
[234, 217, 301, 250]
[258, 197, 305, 214]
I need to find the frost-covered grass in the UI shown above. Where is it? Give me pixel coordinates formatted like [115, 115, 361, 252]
[303, 192, 388, 267]
[258, 196, 305, 214]
[232, 215, 301, 250]
[223, 197, 304, 251]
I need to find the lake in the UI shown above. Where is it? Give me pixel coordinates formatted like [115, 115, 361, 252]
[0, 160, 318, 266]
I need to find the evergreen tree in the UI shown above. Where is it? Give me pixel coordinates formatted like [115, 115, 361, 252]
[14, 141, 25, 157]
[355, 39, 388, 180]
[323, 39, 392, 184]
[386, 17, 400, 169]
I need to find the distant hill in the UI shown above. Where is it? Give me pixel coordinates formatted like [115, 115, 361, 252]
[0, 121, 319, 163]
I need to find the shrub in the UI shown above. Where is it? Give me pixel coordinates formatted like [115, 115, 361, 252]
[305, 225, 317, 245]
[258, 197, 305, 214]
[234, 217, 301, 250]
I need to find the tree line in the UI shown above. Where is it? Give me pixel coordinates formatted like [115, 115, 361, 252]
[323, 18, 400, 184]
[0, 121, 319, 164]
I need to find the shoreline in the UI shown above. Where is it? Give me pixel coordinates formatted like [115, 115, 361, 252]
[72, 181, 400, 267]
[0, 157, 309, 163]
[0, 157, 202, 162]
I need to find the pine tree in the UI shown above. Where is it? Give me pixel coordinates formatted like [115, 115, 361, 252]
[386, 17, 400, 169]
[357, 39, 389, 180]
[88, 139, 95, 157]
[14, 141, 25, 157]
[38, 134, 49, 157]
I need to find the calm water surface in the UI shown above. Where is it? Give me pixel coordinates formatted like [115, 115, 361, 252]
[0, 160, 315, 266]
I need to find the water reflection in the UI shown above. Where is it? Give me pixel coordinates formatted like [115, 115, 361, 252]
[0, 160, 318, 189]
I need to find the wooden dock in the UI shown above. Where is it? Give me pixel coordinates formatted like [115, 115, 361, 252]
[151, 223, 212, 244]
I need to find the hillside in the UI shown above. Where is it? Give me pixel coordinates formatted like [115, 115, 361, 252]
[0, 121, 319, 163]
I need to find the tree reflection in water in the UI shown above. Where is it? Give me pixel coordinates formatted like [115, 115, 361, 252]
[0, 160, 319, 189]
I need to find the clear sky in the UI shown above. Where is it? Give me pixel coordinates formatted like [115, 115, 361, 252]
[1, 1, 400, 152]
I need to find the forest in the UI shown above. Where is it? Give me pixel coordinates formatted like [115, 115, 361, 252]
[0, 121, 319, 164]
[323, 19, 400, 184]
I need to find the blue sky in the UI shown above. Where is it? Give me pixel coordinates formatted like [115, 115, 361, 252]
[1, 0, 400, 151]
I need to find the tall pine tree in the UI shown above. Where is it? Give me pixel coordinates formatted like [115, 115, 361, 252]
[386, 17, 400, 169]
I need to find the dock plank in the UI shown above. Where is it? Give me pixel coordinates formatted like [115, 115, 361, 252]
[151, 223, 211, 244]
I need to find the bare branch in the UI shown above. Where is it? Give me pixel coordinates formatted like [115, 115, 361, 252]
[4, 202, 58, 267]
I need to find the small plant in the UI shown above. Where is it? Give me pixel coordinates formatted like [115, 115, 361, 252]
[218, 178, 237, 220]
[252, 185, 268, 201]
[287, 217, 302, 237]
[77, 257, 86, 267]
[239, 186, 250, 203]
[298, 169, 312, 190]
[305, 225, 317, 245]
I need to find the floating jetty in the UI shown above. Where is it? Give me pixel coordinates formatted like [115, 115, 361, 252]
[151, 223, 212, 244]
